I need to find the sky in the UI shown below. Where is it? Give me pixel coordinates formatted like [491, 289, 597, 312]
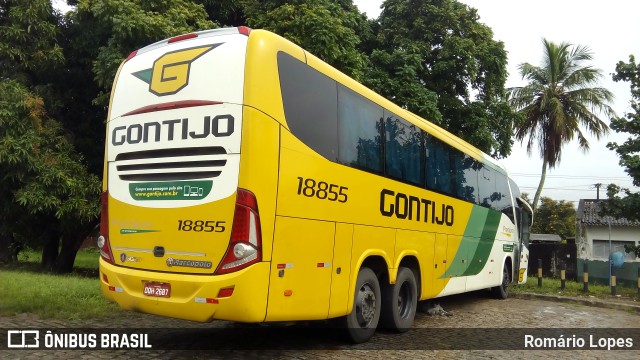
[353, 0, 640, 205]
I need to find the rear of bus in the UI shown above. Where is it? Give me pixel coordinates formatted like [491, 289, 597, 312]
[98, 27, 270, 322]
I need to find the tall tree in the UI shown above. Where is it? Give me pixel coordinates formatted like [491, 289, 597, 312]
[368, 0, 516, 157]
[603, 55, 640, 259]
[508, 39, 614, 211]
[607, 55, 640, 193]
[0, 0, 100, 270]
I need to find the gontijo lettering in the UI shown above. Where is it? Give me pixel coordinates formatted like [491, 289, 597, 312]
[111, 115, 234, 146]
[380, 188, 454, 226]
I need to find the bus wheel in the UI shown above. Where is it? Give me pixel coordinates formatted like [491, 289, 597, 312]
[491, 264, 510, 299]
[344, 267, 381, 343]
[381, 267, 417, 332]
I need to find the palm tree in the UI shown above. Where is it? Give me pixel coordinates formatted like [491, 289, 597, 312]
[508, 38, 615, 211]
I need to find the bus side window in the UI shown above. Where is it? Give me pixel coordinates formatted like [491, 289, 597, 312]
[425, 134, 454, 196]
[477, 166, 493, 208]
[278, 52, 338, 161]
[337, 85, 384, 173]
[452, 151, 478, 204]
[384, 111, 424, 186]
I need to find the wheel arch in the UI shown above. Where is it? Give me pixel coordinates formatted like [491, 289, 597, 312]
[346, 254, 389, 315]
[396, 254, 421, 299]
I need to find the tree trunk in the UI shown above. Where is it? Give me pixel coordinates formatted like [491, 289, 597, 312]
[533, 157, 548, 213]
[0, 234, 21, 264]
[41, 231, 60, 270]
[53, 222, 96, 273]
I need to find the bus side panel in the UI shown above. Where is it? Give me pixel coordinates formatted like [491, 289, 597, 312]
[441, 234, 467, 295]
[238, 107, 280, 262]
[395, 230, 434, 301]
[266, 217, 335, 321]
[328, 222, 354, 318]
[428, 233, 448, 299]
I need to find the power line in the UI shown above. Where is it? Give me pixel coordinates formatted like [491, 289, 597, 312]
[511, 173, 631, 181]
[520, 187, 595, 191]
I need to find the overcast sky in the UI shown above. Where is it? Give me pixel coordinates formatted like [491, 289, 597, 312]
[353, 0, 640, 205]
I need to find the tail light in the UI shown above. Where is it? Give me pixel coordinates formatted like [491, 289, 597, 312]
[215, 189, 262, 274]
[98, 191, 114, 264]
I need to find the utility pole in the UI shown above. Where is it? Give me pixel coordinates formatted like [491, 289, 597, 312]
[594, 183, 602, 199]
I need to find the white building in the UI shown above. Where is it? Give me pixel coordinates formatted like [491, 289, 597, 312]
[576, 199, 640, 285]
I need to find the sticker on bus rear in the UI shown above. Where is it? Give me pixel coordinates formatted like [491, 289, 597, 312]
[129, 180, 212, 200]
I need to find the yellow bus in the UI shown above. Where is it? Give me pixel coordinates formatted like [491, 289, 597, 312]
[99, 26, 532, 343]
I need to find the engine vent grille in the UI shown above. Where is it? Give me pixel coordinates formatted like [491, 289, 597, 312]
[115, 146, 227, 181]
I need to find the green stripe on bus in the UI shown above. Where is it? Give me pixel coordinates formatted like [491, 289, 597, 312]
[441, 206, 488, 278]
[463, 210, 502, 276]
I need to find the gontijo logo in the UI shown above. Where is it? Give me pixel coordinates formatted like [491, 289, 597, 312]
[132, 44, 221, 96]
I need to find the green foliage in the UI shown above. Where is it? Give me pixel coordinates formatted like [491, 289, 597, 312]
[607, 55, 640, 188]
[366, 46, 441, 123]
[602, 55, 640, 259]
[0, 0, 64, 81]
[531, 197, 576, 240]
[509, 39, 614, 210]
[0, 79, 100, 236]
[368, 0, 516, 157]
[0, 0, 100, 268]
[243, 0, 370, 81]
[195, 0, 247, 26]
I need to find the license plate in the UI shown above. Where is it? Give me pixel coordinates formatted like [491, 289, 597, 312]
[143, 281, 171, 298]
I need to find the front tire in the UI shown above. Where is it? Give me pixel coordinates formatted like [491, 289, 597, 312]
[344, 267, 381, 343]
[491, 263, 510, 299]
[381, 267, 418, 332]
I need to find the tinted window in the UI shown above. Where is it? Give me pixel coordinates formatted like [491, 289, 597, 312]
[477, 166, 494, 208]
[337, 85, 384, 173]
[278, 52, 338, 160]
[384, 111, 424, 186]
[494, 171, 511, 212]
[425, 134, 454, 195]
[452, 151, 478, 203]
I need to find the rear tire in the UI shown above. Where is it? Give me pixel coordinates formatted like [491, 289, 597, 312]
[344, 267, 381, 343]
[491, 264, 510, 299]
[381, 267, 417, 332]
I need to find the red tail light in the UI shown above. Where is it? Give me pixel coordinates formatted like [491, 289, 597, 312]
[215, 189, 262, 274]
[98, 191, 114, 264]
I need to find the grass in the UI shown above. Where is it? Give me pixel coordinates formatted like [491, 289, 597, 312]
[512, 275, 640, 301]
[16, 247, 100, 273]
[0, 248, 122, 320]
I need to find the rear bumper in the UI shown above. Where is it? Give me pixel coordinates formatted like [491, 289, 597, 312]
[100, 258, 270, 322]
